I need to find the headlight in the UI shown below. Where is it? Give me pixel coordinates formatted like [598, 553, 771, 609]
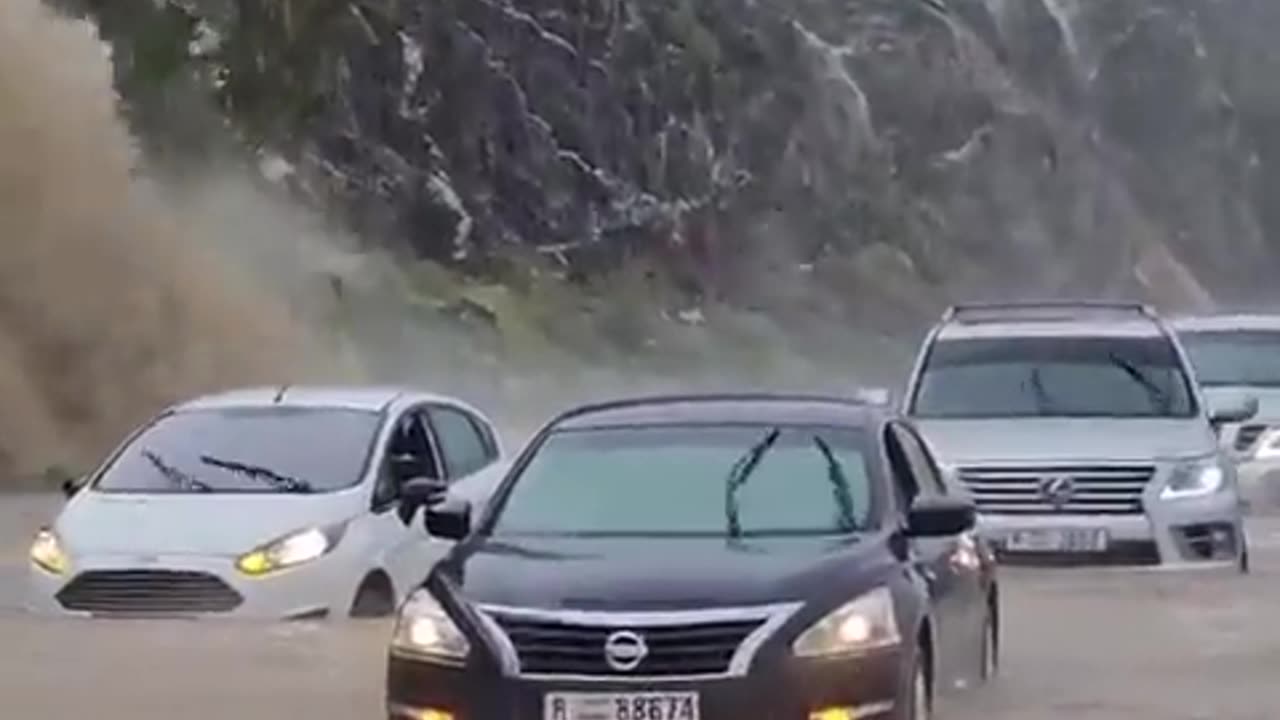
[1160, 459, 1226, 501]
[390, 588, 471, 663]
[792, 586, 901, 658]
[30, 527, 69, 575]
[236, 523, 346, 576]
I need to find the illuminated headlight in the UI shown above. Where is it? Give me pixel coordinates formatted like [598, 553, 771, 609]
[236, 523, 346, 576]
[390, 588, 471, 663]
[29, 527, 69, 575]
[1160, 459, 1226, 501]
[792, 586, 901, 658]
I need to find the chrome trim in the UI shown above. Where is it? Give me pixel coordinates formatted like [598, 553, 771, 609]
[477, 601, 804, 682]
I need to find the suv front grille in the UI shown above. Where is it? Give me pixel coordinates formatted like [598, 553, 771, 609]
[56, 569, 243, 614]
[1234, 424, 1267, 452]
[958, 464, 1155, 515]
[485, 611, 767, 678]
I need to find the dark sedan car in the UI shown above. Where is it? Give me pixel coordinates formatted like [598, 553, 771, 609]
[387, 393, 1000, 720]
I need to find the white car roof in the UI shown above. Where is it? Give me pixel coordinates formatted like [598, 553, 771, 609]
[935, 319, 1165, 341]
[171, 385, 473, 414]
[1168, 313, 1280, 333]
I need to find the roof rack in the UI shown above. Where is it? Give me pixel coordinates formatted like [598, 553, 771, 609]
[941, 300, 1158, 325]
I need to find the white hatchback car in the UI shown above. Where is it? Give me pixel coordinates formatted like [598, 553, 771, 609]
[26, 385, 509, 620]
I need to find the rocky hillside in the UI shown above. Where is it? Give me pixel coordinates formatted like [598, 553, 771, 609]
[45, 0, 1280, 378]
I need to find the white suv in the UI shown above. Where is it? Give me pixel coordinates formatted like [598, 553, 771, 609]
[902, 302, 1256, 572]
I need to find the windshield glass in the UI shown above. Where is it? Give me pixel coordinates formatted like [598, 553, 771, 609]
[93, 406, 382, 494]
[910, 335, 1198, 419]
[488, 424, 880, 538]
[1179, 330, 1280, 387]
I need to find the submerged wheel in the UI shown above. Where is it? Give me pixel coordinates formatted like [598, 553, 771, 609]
[349, 574, 395, 618]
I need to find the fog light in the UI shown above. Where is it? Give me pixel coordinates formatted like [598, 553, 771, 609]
[809, 708, 856, 720]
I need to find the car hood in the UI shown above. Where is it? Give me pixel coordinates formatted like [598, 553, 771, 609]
[913, 417, 1217, 465]
[444, 534, 891, 610]
[54, 489, 361, 556]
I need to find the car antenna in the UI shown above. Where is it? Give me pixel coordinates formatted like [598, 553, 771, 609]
[273, 384, 290, 404]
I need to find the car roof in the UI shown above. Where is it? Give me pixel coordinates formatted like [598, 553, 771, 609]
[935, 319, 1165, 340]
[171, 385, 458, 414]
[1168, 313, 1280, 333]
[552, 393, 890, 431]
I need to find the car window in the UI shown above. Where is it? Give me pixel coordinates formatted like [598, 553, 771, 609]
[489, 424, 882, 537]
[910, 335, 1197, 418]
[94, 407, 382, 494]
[891, 424, 947, 497]
[1178, 329, 1280, 387]
[430, 405, 492, 479]
[374, 410, 442, 506]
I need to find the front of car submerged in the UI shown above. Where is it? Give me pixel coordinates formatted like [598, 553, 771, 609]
[27, 401, 388, 620]
[385, 399, 969, 720]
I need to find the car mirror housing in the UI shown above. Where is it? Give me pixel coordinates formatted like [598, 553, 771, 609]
[425, 498, 472, 541]
[1207, 394, 1259, 429]
[906, 496, 976, 537]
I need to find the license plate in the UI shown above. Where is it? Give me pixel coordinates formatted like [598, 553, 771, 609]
[544, 692, 700, 720]
[1004, 528, 1109, 553]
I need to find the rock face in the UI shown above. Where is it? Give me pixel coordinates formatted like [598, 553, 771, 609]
[53, 0, 1280, 324]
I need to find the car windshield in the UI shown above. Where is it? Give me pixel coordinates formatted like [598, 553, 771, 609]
[92, 406, 383, 494]
[1178, 330, 1280, 387]
[488, 424, 880, 538]
[910, 335, 1197, 419]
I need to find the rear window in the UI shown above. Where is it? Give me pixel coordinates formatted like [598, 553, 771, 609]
[1179, 329, 1280, 387]
[488, 424, 882, 538]
[910, 335, 1198, 419]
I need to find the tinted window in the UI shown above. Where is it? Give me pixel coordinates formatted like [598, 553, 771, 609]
[893, 425, 946, 496]
[94, 407, 382, 494]
[490, 425, 881, 537]
[1179, 330, 1280, 387]
[911, 336, 1197, 419]
[431, 406, 491, 478]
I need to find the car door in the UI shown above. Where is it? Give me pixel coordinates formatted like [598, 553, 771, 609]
[888, 422, 977, 689]
[369, 407, 446, 602]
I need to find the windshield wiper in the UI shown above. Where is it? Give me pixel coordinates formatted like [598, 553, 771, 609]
[142, 449, 213, 493]
[724, 427, 782, 539]
[812, 435, 859, 533]
[198, 455, 314, 493]
[1106, 353, 1172, 413]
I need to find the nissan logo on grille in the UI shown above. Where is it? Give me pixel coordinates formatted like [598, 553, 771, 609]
[1039, 474, 1076, 510]
[603, 629, 648, 672]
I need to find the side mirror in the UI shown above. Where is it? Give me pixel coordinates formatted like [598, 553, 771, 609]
[1208, 394, 1259, 429]
[906, 496, 976, 537]
[61, 476, 86, 499]
[425, 498, 472, 541]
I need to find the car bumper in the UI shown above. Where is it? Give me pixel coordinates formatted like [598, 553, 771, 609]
[976, 489, 1244, 569]
[24, 551, 359, 620]
[385, 647, 908, 720]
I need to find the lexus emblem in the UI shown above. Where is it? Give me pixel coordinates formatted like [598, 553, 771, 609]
[603, 629, 648, 672]
[1039, 474, 1076, 510]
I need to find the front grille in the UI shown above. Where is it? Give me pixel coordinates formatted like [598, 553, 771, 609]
[486, 611, 766, 677]
[958, 464, 1155, 515]
[56, 569, 243, 614]
[1234, 424, 1267, 452]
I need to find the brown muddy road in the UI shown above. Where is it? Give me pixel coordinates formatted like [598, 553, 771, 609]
[3, 494, 1278, 720]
